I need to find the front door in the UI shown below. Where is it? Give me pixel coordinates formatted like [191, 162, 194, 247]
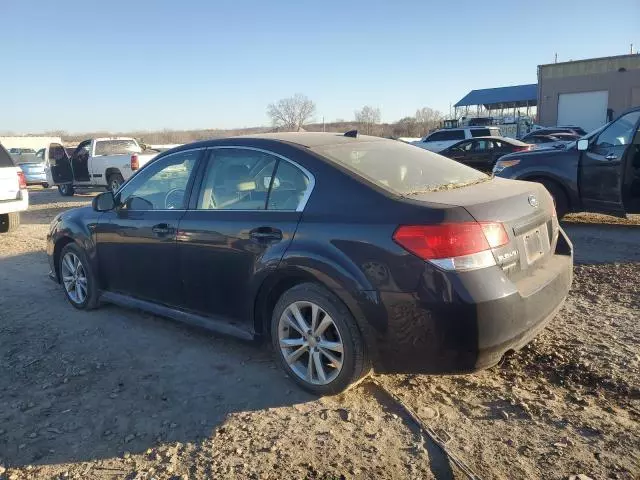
[48, 143, 72, 184]
[96, 148, 202, 305]
[579, 110, 640, 215]
[178, 147, 313, 328]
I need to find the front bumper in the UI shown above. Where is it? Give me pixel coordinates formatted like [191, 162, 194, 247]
[373, 228, 573, 374]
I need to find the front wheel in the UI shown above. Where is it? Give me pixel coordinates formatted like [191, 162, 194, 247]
[59, 243, 99, 310]
[271, 283, 370, 395]
[58, 184, 75, 196]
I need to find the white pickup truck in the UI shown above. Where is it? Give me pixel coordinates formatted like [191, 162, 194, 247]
[49, 137, 158, 196]
[0, 144, 28, 233]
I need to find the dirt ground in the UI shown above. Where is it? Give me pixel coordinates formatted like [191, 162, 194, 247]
[0, 188, 638, 480]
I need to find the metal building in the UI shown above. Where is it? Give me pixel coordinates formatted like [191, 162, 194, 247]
[537, 54, 640, 132]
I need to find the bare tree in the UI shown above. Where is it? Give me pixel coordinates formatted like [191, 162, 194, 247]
[415, 107, 443, 135]
[266, 94, 316, 131]
[354, 105, 381, 135]
[393, 116, 419, 138]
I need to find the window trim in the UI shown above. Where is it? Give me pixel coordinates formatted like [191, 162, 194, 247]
[115, 147, 206, 212]
[196, 145, 316, 213]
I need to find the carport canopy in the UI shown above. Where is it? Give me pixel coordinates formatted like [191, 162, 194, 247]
[454, 84, 538, 110]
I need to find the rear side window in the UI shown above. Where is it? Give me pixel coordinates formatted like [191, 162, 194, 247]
[470, 128, 492, 137]
[94, 139, 141, 156]
[426, 130, 465, 142]
[313, 140, 487, 195]
[0, 145, 15, 167]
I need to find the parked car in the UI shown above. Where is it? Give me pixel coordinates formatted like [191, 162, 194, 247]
[521, 127, 586, 142]
[525, 133, 581, 150]
[17, 148, 50, 187]
[47, 132, 573, 394]
[47, 137, 158, 196]
[411, 126, 502, 152]
[438, 136, 532, 173]
[0, 144, 28, 233]
[494, 107, 640, 218]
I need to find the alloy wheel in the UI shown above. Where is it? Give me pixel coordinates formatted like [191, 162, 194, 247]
[278, 301, 344, 385]
[61, 252, 88, 304]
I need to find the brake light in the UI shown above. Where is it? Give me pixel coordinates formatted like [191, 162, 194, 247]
[130, 154, 139, 171]
[17, 171, 27, 189]
[393, 222, 509, 271]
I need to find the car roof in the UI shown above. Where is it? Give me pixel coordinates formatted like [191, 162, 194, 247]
[235, 132, 391, 148]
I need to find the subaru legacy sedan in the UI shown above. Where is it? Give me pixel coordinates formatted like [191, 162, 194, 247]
[47, 132, 573, 394]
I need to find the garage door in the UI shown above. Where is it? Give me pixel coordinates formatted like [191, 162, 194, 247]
[557, 91, 608, 133]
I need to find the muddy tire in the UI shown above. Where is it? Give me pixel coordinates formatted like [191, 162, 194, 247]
[58, 184, 75, 197]
[271, 282, 371, 395]
[58, 242, 100, 310]
[0, 212, 20, 233]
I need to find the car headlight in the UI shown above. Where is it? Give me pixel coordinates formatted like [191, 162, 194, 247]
[493, 159, 520, 174]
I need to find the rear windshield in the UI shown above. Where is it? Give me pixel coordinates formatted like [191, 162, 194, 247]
[0, 145, 16, 167]
[313, 140, 488, 195]
[94, 139, 141, 156]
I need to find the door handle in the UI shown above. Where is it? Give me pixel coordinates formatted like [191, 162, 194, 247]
[605, 153, 618, 161]
[250, 227, 283, 242]
[152, 223, 173, 235]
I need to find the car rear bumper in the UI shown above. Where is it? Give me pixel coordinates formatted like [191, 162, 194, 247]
[0, 189, 29, 215]
[23, 172, 47, 184]
[372, 228, 573, 374]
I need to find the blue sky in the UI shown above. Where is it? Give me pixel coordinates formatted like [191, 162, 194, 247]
[2, 0, 638, 133]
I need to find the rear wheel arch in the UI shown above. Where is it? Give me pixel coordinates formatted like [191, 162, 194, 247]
[253, 268, 378, 361]
[105, 168, 124, 190]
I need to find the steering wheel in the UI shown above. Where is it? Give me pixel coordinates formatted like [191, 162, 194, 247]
[164, 188, 185, 209]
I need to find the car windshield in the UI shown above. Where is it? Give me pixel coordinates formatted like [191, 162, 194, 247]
[94, 139, 141, 156]
[313, 140, 489, 195]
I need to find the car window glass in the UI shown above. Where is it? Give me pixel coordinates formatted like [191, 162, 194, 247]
[595, 111, 640, 148]
[197, 149, 277, 210]
[267, 160, 310, 211]
[95, 139, 141, 156]
[0, 145, 15, 167]
[470, 129, 491, 137]
[49, 144, 67, 163]
[36, 149, 45, 160]
[118, 150, 198, 210]
[473, 140, 491, 151]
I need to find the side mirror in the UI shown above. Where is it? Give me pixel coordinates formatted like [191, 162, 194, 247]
[93, 191, 116, 212]
[577, 139, 589, 151]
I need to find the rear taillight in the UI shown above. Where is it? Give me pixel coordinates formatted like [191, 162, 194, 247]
[130, 154, 139, 171]
[514, 145, 533, 152]
[17, 171, 27, 189]
[393, 222, 509, 271]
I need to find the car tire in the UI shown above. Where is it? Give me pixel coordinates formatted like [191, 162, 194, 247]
[58, 184, 75, 196]
[58, 243, 100, 310]
[108, 173, 124, 192]
[271, 282, 371, 395]
[0, 212, 20, 233]
[539, 179, 569, 219]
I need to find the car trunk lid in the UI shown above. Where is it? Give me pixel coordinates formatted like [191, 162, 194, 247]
[405, 177, 559, 275]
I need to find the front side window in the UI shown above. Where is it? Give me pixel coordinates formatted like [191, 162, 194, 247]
[36, 149, 45, 160]
[594, 111, 640, 148]
[118, 150, 199, 210]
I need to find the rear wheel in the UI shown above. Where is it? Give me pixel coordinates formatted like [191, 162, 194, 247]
[58, 184, 75, 196]
[271, 283, 370, 395]
[58, 243, 99, 310]
[108, 173, 124, 192]
[0, 212, 20, 233]
[538, 179, 569, 219]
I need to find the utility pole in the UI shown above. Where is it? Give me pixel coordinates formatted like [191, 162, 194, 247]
[322, 116, 325, 132]
[554, 52, 558, 63]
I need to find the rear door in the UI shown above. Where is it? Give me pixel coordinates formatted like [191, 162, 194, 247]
[177, 146, 313, 328]
[48, 143, 72, 184]
[579, 110, 640, 215]
[0, 145, 19, 201]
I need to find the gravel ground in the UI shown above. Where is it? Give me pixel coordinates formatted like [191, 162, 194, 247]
[0, 188, 638, 480]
